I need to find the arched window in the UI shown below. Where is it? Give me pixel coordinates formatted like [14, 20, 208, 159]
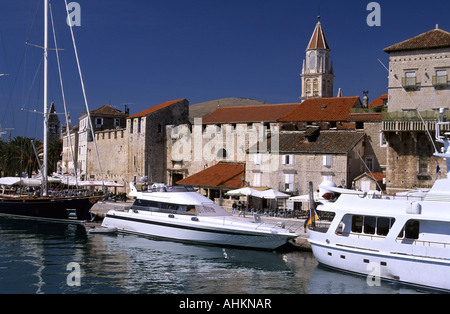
[305, 79, 311, 94]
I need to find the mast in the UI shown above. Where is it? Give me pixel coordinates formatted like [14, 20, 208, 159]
[42, 0, 49, 196]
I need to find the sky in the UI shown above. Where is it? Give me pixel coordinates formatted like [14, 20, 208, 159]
[0, 0, 449, 139]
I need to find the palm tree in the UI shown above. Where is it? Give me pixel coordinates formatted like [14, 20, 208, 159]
[0, 137, 42, 177]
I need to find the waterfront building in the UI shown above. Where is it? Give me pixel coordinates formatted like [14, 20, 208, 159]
[382, 26, 450, 192]
[61, 99, 189, 192]
[76, 104, 129, 179]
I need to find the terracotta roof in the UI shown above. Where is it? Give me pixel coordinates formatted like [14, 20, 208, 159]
[279, 97, 361, 122]
[176, 162, 245, 189]
[307, 21, 330, 50]
[201, 103, 299, 124]
[384, 28, 450, 53]
[128, 99, 187, 119]
[89, 105, 128, 117]
[262, 130, 365, 154]
[369, 94, 388, 108]
[354, 172, 386, 182]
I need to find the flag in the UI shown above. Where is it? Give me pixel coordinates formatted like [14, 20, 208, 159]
[305, 210, 319, 230]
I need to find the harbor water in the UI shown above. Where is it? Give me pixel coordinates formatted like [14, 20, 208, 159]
[0, 216, 429, 294]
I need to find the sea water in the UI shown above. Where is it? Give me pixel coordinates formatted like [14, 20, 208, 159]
[0, 216, 427, 294]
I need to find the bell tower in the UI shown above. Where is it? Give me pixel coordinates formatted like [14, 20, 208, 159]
[301, 17, 334, 100]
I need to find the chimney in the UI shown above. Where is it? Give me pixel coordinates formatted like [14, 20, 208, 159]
[363, 91, 369, 108]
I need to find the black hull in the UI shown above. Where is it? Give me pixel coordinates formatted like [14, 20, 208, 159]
[0, 196, 98, 221]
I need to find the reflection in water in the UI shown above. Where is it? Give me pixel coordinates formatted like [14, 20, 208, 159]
[0, 217, 427, 294]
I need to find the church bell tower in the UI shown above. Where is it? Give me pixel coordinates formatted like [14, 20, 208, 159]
[301, 17, 334, 100]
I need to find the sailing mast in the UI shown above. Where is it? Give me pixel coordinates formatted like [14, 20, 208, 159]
[42, 0, 49, 196]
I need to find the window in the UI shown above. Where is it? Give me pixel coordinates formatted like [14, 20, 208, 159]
[323, 155, 332, 167]
[419, 157, 428, 174]
[364, 216, 376, 235]
[402, 71, 417, 88]
[285, 174, 294, 192]
[253, 173, 261, 187]
[365, 157, 374, 172]
[254, 154, 262, 165]
[351, 215, 363, 233]
[350, 215, 395, 237]
[282, 154, 294, 165]
[95, 118, 103, 128]
[313, 79, 319, 96]
[399, 220, 420, 240]
[114, 118, 120, 128]
[377, 217, 394, 236]
[433, 69, 448, 87]
[380, 132, 387, 147]
[306, 79, 311, 94]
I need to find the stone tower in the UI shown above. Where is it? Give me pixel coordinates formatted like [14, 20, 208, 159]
[48, 102, 60, 143]
[301, 18, 334, 100]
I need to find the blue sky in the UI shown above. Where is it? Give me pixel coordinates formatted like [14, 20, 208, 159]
[0, 0, 449, 138]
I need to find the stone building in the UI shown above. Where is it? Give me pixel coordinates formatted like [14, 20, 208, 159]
[62, 99, 189, 193]
[166, 103, 299, 187]
[246, 129, 366, 196]
[382, 26, 450, 192]
[77, 105, 129, 178]
[125, 98, 189, 185]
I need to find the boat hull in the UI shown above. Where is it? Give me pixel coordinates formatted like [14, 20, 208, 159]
[309, 236, 450, 292]
[0, 196, 98, 221]
[102, 211, 296, 250]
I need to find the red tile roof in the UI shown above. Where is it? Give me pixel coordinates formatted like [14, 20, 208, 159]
[354, 172, 386, 182]
[177, 162, 245, 189]
[89, 105, 128, 117]
[307, 21, 330, 50]
[279, 97, 361, 122]
[271, 130, 365, 154]
[384, 28, 450, 53]
[369, 94, 388, 108]
[128, 99, 187, 119]
[201, 103, 299, 124]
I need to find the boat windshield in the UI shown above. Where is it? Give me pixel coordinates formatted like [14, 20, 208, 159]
[195, 203, 232, 217]
[131, 199, 231, 217]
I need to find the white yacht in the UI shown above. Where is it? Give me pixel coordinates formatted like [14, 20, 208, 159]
[308, 121, 450, 292]
[102, 183, 298, 250]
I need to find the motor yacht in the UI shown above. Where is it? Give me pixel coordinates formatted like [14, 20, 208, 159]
[102, 183, 298, 250]
[308, 121, 450, 291]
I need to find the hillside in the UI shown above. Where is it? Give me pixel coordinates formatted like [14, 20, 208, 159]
[189, 97, 272, 123]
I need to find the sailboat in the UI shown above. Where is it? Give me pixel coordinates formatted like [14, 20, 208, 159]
[0, 0, 100, 222]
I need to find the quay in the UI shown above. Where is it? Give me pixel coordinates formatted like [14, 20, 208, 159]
[89, 200, 312, 251]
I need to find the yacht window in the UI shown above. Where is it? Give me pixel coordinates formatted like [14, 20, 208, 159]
[377, 217, 394, 236]
[351, 215, 363, 233]
[364, 216, 376, 235]
[403, 220, 420, 239]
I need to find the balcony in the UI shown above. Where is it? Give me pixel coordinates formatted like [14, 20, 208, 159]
[432, 75, 448, 88]
[382, 110, 450, 132]
[402, 76, 418, 90]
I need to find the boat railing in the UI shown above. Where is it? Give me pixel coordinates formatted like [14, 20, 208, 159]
[395, 237, 450, 249]
[336, 231, 387, 240]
